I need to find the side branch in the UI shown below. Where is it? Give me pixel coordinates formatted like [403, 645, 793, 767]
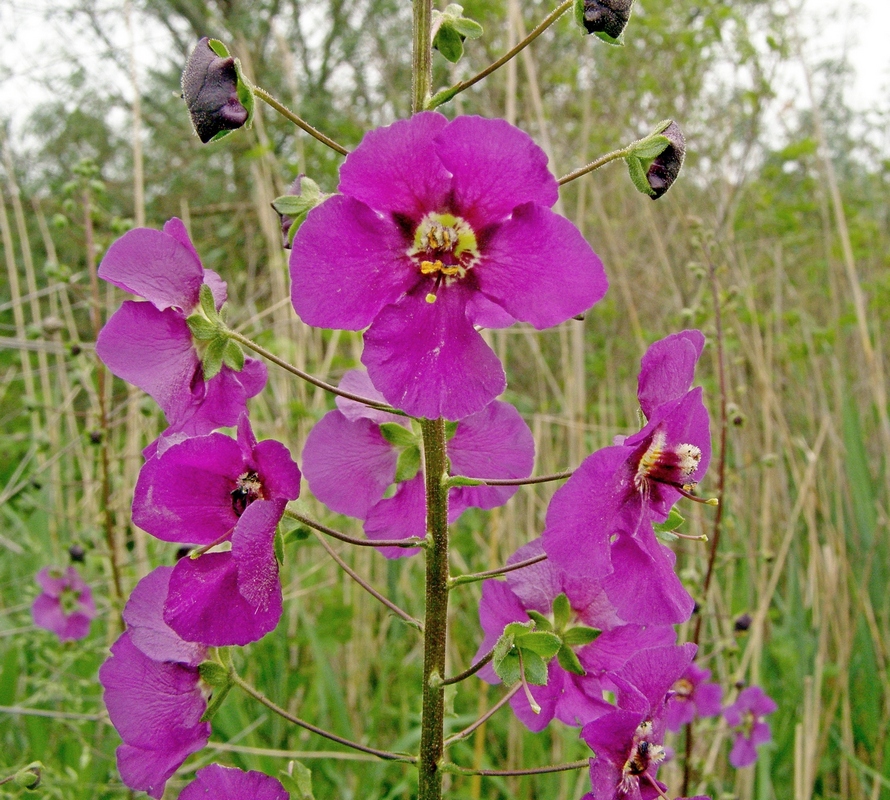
[449, 470, 573, 487]
[443, 759, 590, 777]
[285, 508, 426, 549]
[449, 552, 547, 588]
[558, 146, 630, 185]
[428, 0, 573, 109]
[224, 327, 405, 415]
[441, 647, 494, 686]
[231, 672, 415, 762]
[254, 87, 349, 156]
[443, 684, 521, 747]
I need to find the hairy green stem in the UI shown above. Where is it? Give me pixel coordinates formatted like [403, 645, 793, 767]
[413, 0, 434, 113]
[557, 145, 631, 185]
[253, 87, 349, 155]
[418, 417, 449, 799]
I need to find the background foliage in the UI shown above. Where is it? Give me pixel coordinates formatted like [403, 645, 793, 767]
[1, 0, 889, 797]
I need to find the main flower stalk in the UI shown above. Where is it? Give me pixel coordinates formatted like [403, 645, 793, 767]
[418, 417, 449, 799]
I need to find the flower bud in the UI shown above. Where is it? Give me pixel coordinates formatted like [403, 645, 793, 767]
[182, 38, 250, 143]
[575, 0, 634, 42]
[646, 121, 686, 199]
[68, 544, 86, 563]
[272, 176, 325, 248]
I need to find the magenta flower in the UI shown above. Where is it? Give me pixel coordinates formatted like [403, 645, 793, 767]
[100, 567, 210, 799]
[723, 685, 777, 768]
[31, 566, 96, 641]
[476, 538, 676, 732]
[302, 370, 534, 557]
[665, 662, 722, 731]
[97, 218, 266, 441]
[290, 112, 607, 420]
[543, 330, 710, 624]
[133, 415, 301, 645]
[179, 764, 289, 799]
[581, 643, 696, 800]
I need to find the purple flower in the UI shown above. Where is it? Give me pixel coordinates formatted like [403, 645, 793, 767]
[475, 538, 676, 731]
[97, 218, 266, 441]
[290, 112, 607, 420]
[31, 566, 96, 641]
[723, 686, 777, 768]
[581, 643, 696, 800]
[133, 415, 301, 645]
[543, 330, 710, 624]
[665, 662, 722, 731]
[179, 764, 289, 799]
[302, 370, 534, 557]
[100, 568, 210, 798]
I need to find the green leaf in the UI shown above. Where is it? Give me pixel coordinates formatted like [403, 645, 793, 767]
[186, 313, 218, 341]
[394, 446, 422, 483]
[222, 340, 245, 372]
[556, 644, 587, 676]
[526, 610, 553, 631]
[379, 422, 417, 447]
[516, 630, 562, 659]
[625, 155, 656, 197]
[521, 650, 548, 685]
[552, 592, 571, 631]
[279, 761, 315, 800]
[434, 25, 464, 63]
[631, 134, 671, 161]
[654, 506, 685, 533]
[562, 625, 600, 646]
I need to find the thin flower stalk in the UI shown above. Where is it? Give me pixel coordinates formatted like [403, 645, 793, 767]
[253, 87, 349, 156]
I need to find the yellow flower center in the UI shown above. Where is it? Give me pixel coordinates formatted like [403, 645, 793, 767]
[409, 213, 479, 303]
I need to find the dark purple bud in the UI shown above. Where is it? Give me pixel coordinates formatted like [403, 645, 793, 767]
[182, 38, 249, 144]
[89, 431, 103, 445]
[580, 0, 633, 39]
[277, 176, 306, 249]
[646, 121, 686, 199]
[68, 544, 86, 563]
[734, 612, 752, 632]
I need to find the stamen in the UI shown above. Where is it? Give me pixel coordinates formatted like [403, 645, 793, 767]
[517, 649, 541, 714]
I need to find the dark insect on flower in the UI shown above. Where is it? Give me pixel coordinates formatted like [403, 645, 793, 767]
[581, 0, 634, 39]
[181, 38, 249, 143]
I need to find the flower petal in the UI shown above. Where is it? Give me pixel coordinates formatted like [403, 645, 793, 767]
[232, 499, 285, 611]
[478, 203, 607, 328]
[290, 195, 416, 330]
[637, 330, 705, 420]
[436, 116, 559, 227]
[180, 764, 289, 800]
[362, 286, 506, 420]
[338, 111, 451, 217]
[363, 474, 426, 558]
[251, 439, 302, 501]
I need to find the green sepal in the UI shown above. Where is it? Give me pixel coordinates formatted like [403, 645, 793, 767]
[200, 681, 233, 722]
[594, 29, 625, 46]
[445, 474, 485, 488]
[274, 526, 285, 564]
[444, 420, 459, 441]
[572, 0, 585, 29]
[205, 39, 256, 143]
[283, 524, 313, 544]
[562, 625, 601, 646]
[202, 336, 228, 381]
[625, 155, 656, 197]
[222, 340, 245, 372]
[379, 422, 417, 448]
[494, 650, 521, 686]
[521, 650, 548, 685]
[526, 610, 553, 631]
[552, 592, 572, 631]
[518, 630, 562, 659]
[434, 25, 465, 63]
[186, 313, 218, 341]
[279, 761, 315, 800]
[492, 621, 533, 685]
[654, 506, 685, 533]
[198, 282, 218, 318]
[631, 134, 671, 161]
[394, 446, 422, 484]
[556, 643, 587, 676]
[199, 660, 232, 688]
[13, 762, 43, 789]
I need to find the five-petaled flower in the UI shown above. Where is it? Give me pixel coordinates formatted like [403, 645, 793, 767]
[31, 566, 96, 642]
[97, 218, 266, 446]
[290, 112, 607, 420]
[665, 661, 723, 731]
[132, 415, 301, 646]
[723, 685, 777, 768]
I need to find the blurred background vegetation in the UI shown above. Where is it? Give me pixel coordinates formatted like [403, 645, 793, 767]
[1, 0, 889, 797]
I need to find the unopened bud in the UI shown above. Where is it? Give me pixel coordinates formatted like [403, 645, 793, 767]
[575, 0, 634, 42]
[182, 38, 250, 143]
[13, 762, 42, 790]
[646, 121, 686, 199]
[734, 613, 753, 632]
[68, 544, 86, 563]
[272, 176, 324, 248]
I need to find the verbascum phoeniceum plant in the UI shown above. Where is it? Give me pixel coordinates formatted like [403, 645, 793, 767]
[92, 4, 775, 799]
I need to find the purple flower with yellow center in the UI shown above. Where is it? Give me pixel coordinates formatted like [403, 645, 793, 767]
[97, 218, 266, 442]
[302, 370, 534, 557]
[723, 685, 777, 768]
[31, 566, 96, 641]
[100, 567, 210, 799]
[665, 661, 722, 732]
[290, 112, 607, 420]
[476, 538, 676, 732]
[581, 643, 696, 800]
[179, 764, 289, 799]
[543, 330, 710, 623]
[132, 415, 301, 645]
